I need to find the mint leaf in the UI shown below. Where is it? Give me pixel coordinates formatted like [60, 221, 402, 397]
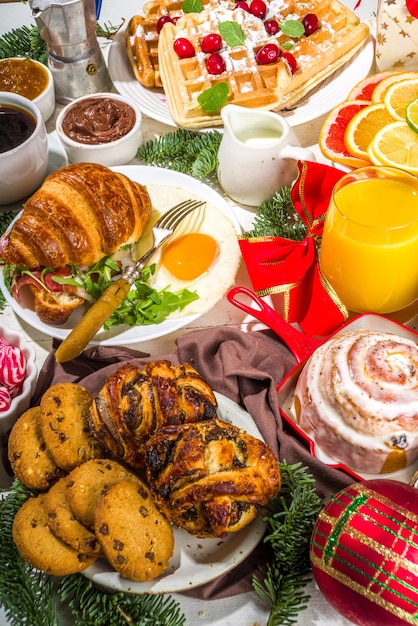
[182, 0, 203, 12]
[280, 19, 305, 37]
[218, 21, 246, 46]
[197, 82, 229, 113]
[282, 41, 294, 50]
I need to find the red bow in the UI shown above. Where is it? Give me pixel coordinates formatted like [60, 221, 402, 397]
[238, 160, 349, 337]
[406, 0, 418, 18]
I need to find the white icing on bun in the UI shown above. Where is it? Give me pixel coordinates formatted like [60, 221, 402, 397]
[294, 329, 418, 474]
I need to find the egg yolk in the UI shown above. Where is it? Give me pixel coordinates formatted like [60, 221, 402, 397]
[161, 233, 218, 281]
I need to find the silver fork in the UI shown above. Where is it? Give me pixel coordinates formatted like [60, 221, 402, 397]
[55, 198, 206, 363]
[123, 198, 206, 285]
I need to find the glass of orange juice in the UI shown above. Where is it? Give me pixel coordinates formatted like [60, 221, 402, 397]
[320, 166, 418, 316]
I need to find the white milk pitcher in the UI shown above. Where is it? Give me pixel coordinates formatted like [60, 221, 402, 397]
[217, 104, 315, 206]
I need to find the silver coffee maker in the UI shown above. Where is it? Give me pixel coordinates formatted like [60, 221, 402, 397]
[29, 0, 113, 103]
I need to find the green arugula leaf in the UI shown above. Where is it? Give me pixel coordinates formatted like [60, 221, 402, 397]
[104, 280, 199, 329]
[182, 0, 203, 12]
[280, 19, 305, 37]
[197, 82, 229, 113]
[218, 21, 246, 46]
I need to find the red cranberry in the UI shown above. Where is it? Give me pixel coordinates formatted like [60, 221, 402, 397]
[173, 37, 195, 58]
[201, 33, 222, 53]
[235, 1, 250, 11]
[282, 51, 298, 74]
[172, 16, 180, 24]
[302, 13, 319, 35]
[206, 52, 226, 74]
[156, 15, 173, 34]
[255, 43, 280, 65]
[264, 19, 279, 35]
[249, 0, 267, 19]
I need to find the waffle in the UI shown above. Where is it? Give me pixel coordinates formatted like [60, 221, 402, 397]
[125, 0, 193, 88]
[157, 0, 370, 128]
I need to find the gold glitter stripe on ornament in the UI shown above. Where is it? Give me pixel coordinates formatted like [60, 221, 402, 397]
[311, 485, 418, 623]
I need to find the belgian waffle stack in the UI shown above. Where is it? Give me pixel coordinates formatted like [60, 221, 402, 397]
[126, 0, 370, 128]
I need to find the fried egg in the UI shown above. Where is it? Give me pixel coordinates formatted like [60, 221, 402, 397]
[134, 184, 241, 318]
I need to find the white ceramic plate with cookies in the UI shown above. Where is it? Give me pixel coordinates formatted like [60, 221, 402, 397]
[108, 6, 374, 130]
[0, 166, 242, 346]
[82, 392, 268, 593]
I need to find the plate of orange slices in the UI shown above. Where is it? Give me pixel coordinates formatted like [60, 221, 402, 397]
[318, 70, 418, 173]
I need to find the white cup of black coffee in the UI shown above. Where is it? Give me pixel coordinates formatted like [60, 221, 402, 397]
[0, 91, 48, 205]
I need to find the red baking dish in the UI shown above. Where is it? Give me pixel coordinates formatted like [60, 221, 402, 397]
[227, 286, 418, 483]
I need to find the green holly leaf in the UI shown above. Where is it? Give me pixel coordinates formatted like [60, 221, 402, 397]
[218, 21, 246, 46]
[182, 0, 203, 13]
[197, 82, 229, 113]
[280, 19, 305, 37]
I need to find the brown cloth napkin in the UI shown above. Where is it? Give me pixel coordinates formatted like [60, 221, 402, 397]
[32, 327, 356, 600]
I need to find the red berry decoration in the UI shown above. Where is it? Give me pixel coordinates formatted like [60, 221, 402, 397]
[249, 0, 267, 19]
[201, 33, 222, 53]
[302, 13, 319, 35]
[156, 15, 173, 34]
[173, 37, 195, 58]
[255, 43, 280, 65]
[206, 52, 226, 75]
[264, 19, 279, 35]
[282, 51, 298, 74]
[311, 479, 418, 626]
[235, 1, 250, 11]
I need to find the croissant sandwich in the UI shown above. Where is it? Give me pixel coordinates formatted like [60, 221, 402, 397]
[0, 163, 152, 324]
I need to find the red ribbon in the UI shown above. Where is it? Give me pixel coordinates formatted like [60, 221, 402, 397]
[238, 160, 350, 337]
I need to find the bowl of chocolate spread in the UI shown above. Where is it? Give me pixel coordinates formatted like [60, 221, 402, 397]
[56, 92, 142, 166]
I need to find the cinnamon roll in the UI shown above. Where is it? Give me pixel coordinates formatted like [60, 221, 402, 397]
[294, 330, 418, 474]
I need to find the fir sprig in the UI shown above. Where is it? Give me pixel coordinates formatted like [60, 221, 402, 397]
[0, 25, 47, 63]
[137, 129, 222, 178]
[0, 481, 57, 626]
[57, 575, 186, 626]
[243, 187, 307, 241]
[253, 461, 323, 626]
[0, 22, 122, 64]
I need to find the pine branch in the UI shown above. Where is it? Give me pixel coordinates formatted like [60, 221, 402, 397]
[0, 481, 58, 626]
[0, 22, 122, 64]
[57, 575, 186, 626]
[243, 187, 307, 241]
[253, 461, 323, 626]
[0, 25, 47, 63]
[137, 129, 222, 178]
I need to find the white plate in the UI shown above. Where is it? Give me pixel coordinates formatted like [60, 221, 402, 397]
[83, 391, 267, 593]
[0, 166, 241, 345]
[108, 9, 374, 129]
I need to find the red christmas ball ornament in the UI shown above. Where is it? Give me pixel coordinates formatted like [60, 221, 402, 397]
[310, 479, 418, 626]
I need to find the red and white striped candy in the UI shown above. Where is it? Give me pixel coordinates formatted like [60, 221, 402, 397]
[0, 385, 12, 412]
[0, 343, 26, 388]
